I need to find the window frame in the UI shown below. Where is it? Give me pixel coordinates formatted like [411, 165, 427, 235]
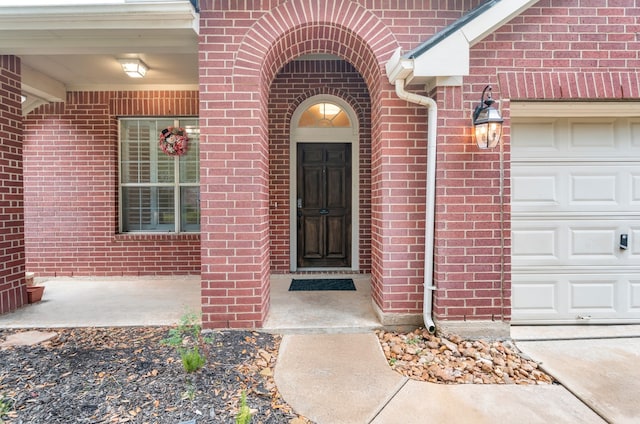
[118, 117, 200, 234]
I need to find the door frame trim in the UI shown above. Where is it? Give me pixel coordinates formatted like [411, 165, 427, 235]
[289, 95, 360, 272]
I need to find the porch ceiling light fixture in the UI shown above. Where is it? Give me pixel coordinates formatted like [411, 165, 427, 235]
[472, 85, 504, 149]
[118, 58, 148, 78]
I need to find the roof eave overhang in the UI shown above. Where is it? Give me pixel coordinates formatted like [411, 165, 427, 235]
[0, 2, 199, 35]
[0, 1, 199, 114]
[0, 2, 199, 55]
[386, 0, 539, 89]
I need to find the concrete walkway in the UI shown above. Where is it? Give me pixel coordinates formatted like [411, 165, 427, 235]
[275, 333, 607, 424]
[514, 325, 640, 424]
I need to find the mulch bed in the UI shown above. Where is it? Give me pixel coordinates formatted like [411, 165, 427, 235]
[0, 327, 308, 424]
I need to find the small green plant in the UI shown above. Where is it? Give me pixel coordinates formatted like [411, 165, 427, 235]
[162, 311, 213, 373]
[388, 357, 397, 366]
[235, 391, 251, 424]
[0, 393, 12, 424]
[181, 346, 206, 373]
[181, 381, 197, 402]
[406, 335, 421, 345]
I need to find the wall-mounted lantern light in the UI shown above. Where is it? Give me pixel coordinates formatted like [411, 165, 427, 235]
[472, 85, 503, 149]
[118, 58, 148, 78]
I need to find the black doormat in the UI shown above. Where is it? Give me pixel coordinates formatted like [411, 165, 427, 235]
[289, 278, 356, 291]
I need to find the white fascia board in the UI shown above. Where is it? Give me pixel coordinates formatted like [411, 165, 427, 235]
[0, 2, 199, 32]
[410, 31, 469, 80]
[0, 30, 198, 55]
[21, 63, 66, 102]
[460, 0, 540, 46]
[403, 0, 538, 87]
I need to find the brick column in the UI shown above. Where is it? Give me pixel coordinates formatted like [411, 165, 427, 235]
[199, 3, 270, 328]
[0, 55, 26, 314]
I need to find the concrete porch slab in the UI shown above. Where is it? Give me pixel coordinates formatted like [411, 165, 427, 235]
[264, 274, 381, 334]
[0, 276, 200, 328]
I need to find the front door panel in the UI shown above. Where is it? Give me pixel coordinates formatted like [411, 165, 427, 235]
[297, 143, 351, 267]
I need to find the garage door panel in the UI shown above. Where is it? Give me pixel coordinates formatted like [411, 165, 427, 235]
[571, 174, 617, 204]
[632, 229, 640, 256]
[512, 280, 559, 313]
[512, 228, 558, 259]
[569, 281, 616, 311]
[570, 228, 617, 258]
[570, 121, 616, 150]
[633, 174, 640, 204]
[511, 121, 557, 151]
[512, 174, 557, 204]
[512, 115, 640, 324]
[631, 122, 640, 147]
[629, 281, 640, 311]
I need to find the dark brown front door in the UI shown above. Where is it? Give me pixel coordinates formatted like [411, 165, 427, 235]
[297, 143, 352, 268]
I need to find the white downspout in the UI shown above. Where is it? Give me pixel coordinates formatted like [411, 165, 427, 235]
[393, 79, 437, 334]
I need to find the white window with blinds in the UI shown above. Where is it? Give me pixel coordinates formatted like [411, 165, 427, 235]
[119, 118, 200, 233]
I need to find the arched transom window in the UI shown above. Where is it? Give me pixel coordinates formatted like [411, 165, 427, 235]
[298, 102, 351, 128]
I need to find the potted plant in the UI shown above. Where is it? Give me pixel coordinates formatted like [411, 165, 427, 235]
[25, 272, 45, 304]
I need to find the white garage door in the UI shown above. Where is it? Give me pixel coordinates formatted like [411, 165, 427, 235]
[512, 113, 640, 323]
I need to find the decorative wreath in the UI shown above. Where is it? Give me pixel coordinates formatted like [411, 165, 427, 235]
[159, 126, 188, 156]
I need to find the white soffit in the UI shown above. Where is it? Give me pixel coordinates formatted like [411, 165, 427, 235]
[21, 63, 66, 102]
[391, 0, 539, 87]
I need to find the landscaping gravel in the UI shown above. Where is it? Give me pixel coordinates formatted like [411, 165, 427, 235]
[377, 328, 555, 385]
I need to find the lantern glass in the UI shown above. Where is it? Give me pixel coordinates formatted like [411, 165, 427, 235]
[473, 103, 503, 149]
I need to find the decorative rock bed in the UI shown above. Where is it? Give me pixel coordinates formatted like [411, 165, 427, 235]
[377, 329, 555, 385]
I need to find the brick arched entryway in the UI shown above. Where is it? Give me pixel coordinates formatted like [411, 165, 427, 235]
[198, 0, 400, 328]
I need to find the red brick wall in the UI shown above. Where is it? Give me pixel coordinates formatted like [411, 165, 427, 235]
[0, 55, 26, 314]
[23, 90, 200, 277]
[269, 60, 372, 272]
[495, 0, 640, 100]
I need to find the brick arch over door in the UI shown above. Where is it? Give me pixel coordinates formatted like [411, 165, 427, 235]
[233, 0, 398, 88]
